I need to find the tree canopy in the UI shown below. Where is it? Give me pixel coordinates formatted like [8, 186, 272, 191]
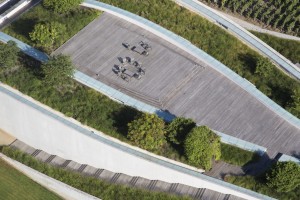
[184, 126, 221, 170]
[266, 161, 300, 192]
[30, 22, 66, 49]
[166, 117, 196, 145]
[43, 0, 83, 13]
[0, 41, 19, 69]
[254, 57, 273, 78]
[127, 113, 166, 152]
[42, 55, 75, 88]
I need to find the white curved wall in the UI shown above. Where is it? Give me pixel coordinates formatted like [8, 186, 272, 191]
[0, 83, 269, 200]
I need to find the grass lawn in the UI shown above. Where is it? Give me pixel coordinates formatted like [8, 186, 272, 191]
[251, 31, 300, 64]
[3, 5, 100, 52]
[0, 158, 62, 200]
[220, 143, 259, 166]
[225, 175, 300, 200]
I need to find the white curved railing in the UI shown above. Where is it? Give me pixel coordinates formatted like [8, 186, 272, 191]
[174, 0, 300, 78]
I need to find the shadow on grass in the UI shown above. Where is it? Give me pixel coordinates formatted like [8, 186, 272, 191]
[7, 18, 38, 41]
[111, 106, 140, 138]
[238, 52, 257, 74]
[19, 53, 43, 79]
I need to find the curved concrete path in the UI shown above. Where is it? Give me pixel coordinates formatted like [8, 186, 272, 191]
[219, 11, 300, 42]
[173, 0, 300, 79]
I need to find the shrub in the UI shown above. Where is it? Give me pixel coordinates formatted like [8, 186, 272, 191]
[266, 161, 300, 192]
[184, 126, 221, 170]
[166, 117, 196, 145]
[127, 113, 166, 152]
[43, 0, 83, 13]
[0, 41, 19, 69]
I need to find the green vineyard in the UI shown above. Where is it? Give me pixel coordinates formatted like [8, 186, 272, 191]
[203, 0, 300, 36]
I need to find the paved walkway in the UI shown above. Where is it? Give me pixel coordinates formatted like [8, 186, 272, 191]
[173, 0, 300, 79]
[216, 10, 300, 42]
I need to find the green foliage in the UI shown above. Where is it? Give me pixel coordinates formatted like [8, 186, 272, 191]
[128, 113, 166, 152]
[166, 117, 196, 145]
[0, 158, 62, 200]
[204, 0, 300, 36]
[251, 31, 300, 64]
[220, 143, 259, 166]
[42, 55, 75, 90]
[1, 146, 190, 200]
[266, 161, 300, 192]
[43, 0, 83, 13]
[184, 126, 221, 170]
[0, 41, 19, 69]
[98, 0, 300, 119]
[3, 5, 100, 52]
[30, 22, 66, 49]
[226, 174, 300, 199]
[288, 87, 300, 117]
[254, 57, 273, 78]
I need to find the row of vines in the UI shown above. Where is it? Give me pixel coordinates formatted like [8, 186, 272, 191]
[203, 0, 300, 36]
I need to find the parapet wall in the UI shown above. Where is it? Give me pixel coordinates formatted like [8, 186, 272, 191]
[0, 83, 272, 200]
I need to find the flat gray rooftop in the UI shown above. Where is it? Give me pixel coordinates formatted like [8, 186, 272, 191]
[55, 13, 300, 157]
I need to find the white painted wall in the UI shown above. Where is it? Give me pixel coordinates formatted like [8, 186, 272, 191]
[0, 83, 268, 200]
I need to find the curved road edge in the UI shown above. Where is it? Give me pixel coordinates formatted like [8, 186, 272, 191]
[173, 0, 300, 79]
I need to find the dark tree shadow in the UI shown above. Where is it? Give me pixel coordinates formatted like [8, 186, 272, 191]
[291, 151, 300, 159]
[8, 18, 38, 41]
[19, 53, 43, 79]
[111, 106, 140, 137]
[242, 152, 276, 176]
[238, 53, 257, 74]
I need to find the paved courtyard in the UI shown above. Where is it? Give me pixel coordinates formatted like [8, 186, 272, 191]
[55, 13, 300, 157]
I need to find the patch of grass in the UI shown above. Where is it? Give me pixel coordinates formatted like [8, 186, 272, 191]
[3, 5, 100, 52]
[225, 175, 300, 200]
[98, 0, 300, 118]
[220, 143, 259, 166]
[0, 158, 62, 200]
[251, 31, 300, 64]
[1, 146, 191, 200]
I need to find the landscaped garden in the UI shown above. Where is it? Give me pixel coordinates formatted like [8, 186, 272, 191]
[225, 161, 300, 200]
[3, 4, 100, 53]
[0, 157, 62, 200]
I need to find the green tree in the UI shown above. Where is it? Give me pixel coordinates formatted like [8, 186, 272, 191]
[42, 55, 75, 88]
[266, 161, 300, 192]
[166, 117, 196, 145]
[29, 22, 66, 49]
[43, 0, 83, 13]
[184, 126, 221, 170]
[0, 41, 19, 69]
[254, 57, 273, 78]
[127, 113, 166, 152]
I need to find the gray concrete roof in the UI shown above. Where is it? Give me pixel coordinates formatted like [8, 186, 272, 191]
[54, 13, 300, 157]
